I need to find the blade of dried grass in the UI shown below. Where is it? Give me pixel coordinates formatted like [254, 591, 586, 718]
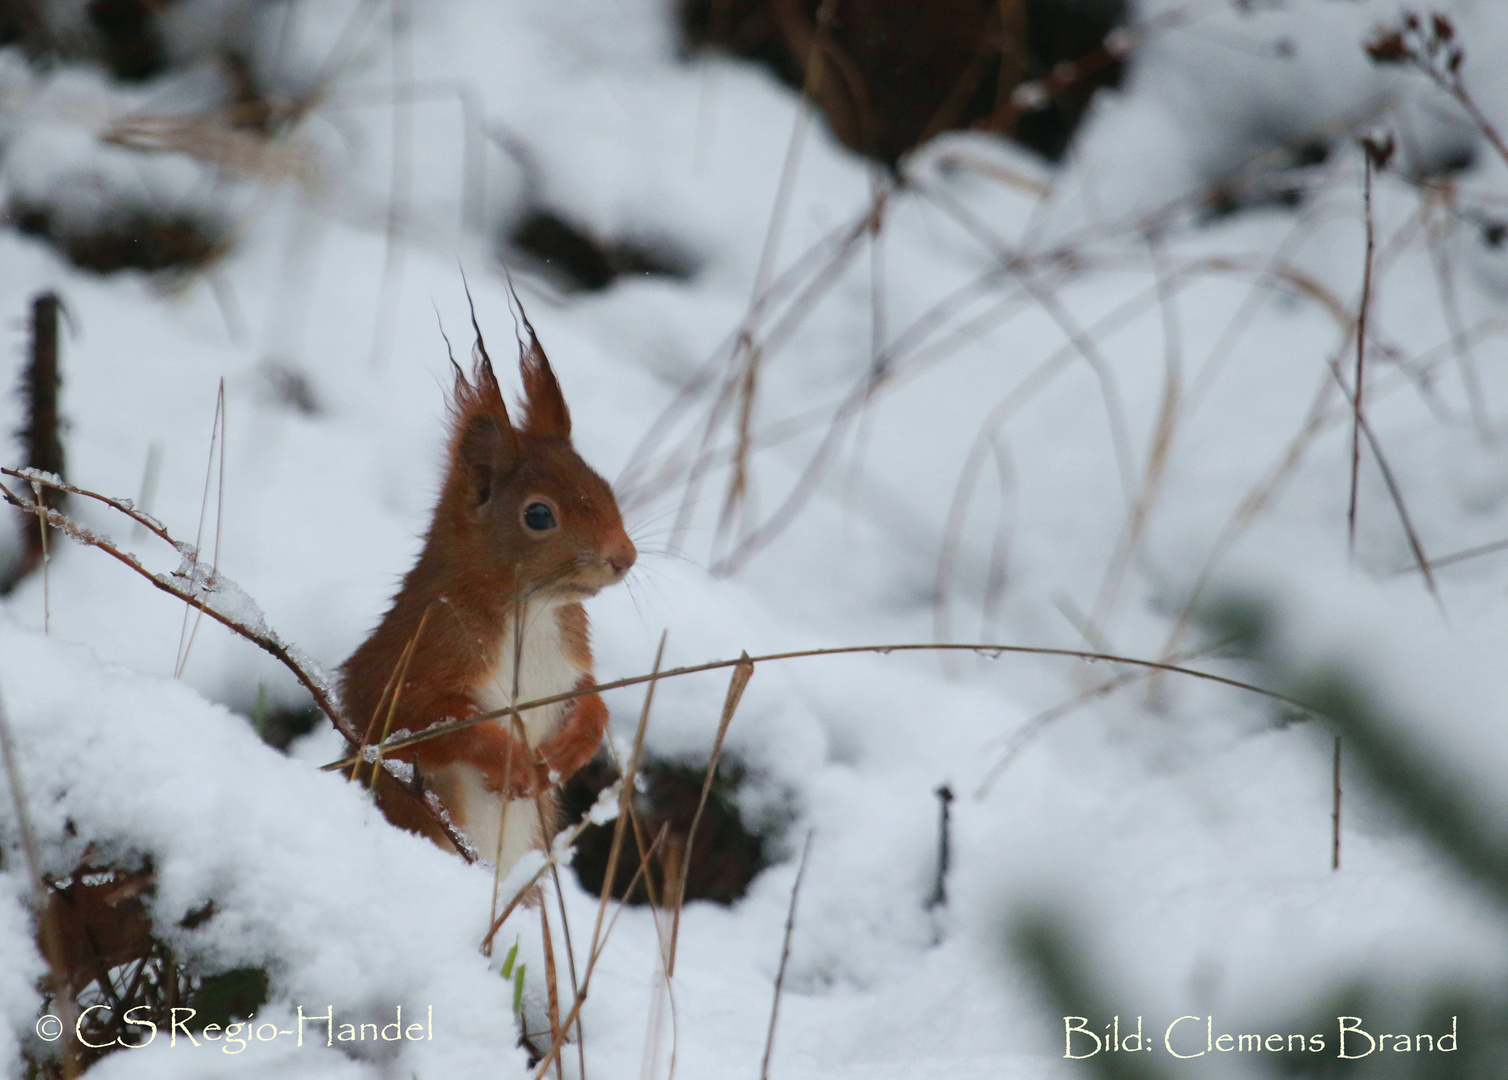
[174, 379, 227, 679]
[366, 606, 433, 791]
[667, 652, 754, 977]
[760, 829, 813, 1080]
[481, 801, 616, 951]
[587, 632, 666, 960]
[1395, 534, 1508, 575]
[547, 861, 589, 1080]
[531, 822, 671, 1080]
[538, 900, 564, 1080]
[1351, 402, 1442, 605]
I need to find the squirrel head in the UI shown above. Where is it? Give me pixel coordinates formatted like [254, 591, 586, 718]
[437, 326, 635, 603]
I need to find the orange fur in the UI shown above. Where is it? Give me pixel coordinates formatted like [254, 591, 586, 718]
[340, 321, 634, 862]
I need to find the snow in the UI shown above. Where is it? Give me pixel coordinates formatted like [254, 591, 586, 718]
[4, 0, 1508, 1077]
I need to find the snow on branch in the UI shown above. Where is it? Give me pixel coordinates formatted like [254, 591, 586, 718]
[0, 468, 479, 861]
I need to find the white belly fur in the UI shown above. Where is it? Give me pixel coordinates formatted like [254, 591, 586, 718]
[451, 601, 583, 871]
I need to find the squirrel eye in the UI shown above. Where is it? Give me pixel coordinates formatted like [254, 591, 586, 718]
[523, 502, 557, 531]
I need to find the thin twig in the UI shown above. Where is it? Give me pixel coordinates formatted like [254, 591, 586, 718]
[1, 468, 174, 546]
[0, 476, 476, 857]
[760, 830, 814, 1080]
[0, 479, 344, 733]
[1349, 142, 1378, 553]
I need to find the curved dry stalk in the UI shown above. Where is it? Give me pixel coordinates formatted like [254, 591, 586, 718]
[1087, 240, 1184, 639]
[323, 639, 1324, 776]
[1156, 371, 1340, 666]
[618, 201, 879, 526]
[975, 639, 1225, 797]
[1330, 362, 1442, 606]
[933, 278, 1173, 645]
[916, 184, 1139, 506]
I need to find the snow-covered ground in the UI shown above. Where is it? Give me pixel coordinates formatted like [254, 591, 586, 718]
[5, 0, 1508, 1076]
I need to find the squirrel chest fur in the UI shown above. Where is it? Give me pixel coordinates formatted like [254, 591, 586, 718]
[339, 319, 634, 874]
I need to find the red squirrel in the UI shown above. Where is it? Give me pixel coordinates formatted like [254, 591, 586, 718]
[340, 318, 635, 873]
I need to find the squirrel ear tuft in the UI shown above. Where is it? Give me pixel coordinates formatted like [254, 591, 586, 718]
[518, 331, 571, 439]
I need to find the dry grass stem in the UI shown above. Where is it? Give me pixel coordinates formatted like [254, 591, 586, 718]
[325, 640, 1327, 774]
[364, 606, 434, 791]
[760, 829, 814, 1080]
[175, 380, 227, 679]
[718, 0, 841, 540]
[976, 639, 1224, 797]
[1089, 241, 1184, 638]
[1332, 735, 1343, 872]
[667, 652, 755, 977]
[481, 805, 612, 951]
[538, 901, 564, 1080]
[530, 822, 672, 1080]
[0, 476, 344, 731]
[1348, 144, 1379, 554]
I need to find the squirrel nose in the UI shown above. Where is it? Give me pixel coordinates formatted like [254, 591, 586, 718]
[608, 536, 637, 577]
